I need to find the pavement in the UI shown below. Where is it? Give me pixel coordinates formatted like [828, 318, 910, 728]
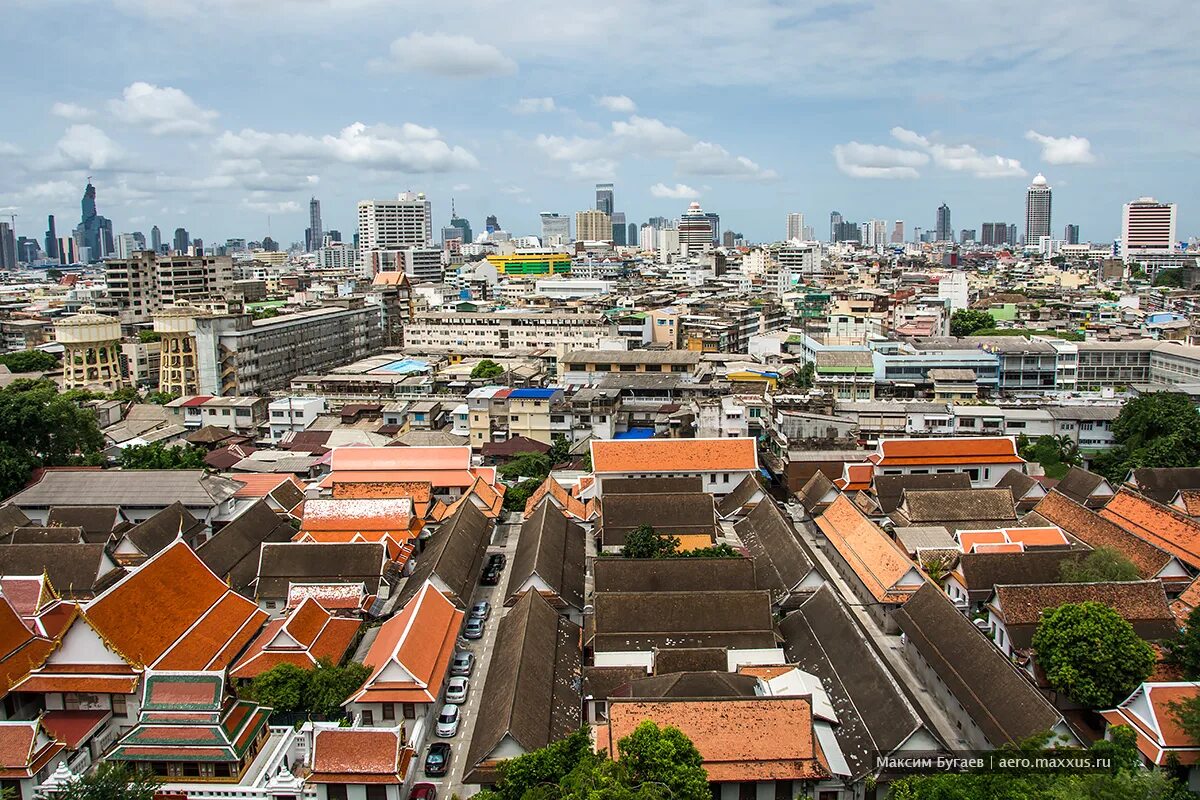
[787, 504, 970, 751]
[418, 513, 524, 799]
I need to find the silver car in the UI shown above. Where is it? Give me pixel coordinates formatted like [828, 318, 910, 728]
[445, 676, 469, 704]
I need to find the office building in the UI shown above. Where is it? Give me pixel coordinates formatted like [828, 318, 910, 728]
[366, 247, 444, 282]
[150, 225, 161, 254]
[628, 223, 637, 246]
[595, 183, 614, 216]
[192, 238, 203, 256]
[891, 221, 905, 244]
[981, 222, 1011, 247]
[612, 211, 627, 245]
[722, 230, 736, 248]
[960, 229, 976, 244]
[72, 182, 114, 263]
[786, 213, 805, 241]
[1025, 174, 1052, 246]
[404, 309, 615, 351]
[0, 223, 15, 270]
[575, 209, 612, 242]
[306, 197, 323, 252]
[485, 214, 500, 235]
[649, 216, 671, 230]
[173, 227, 190, 254]
[830, 211, 843, 242]
[1121, 198, 1177, 260]
[704, 212, 720, 244]
[17, 237, 39, 263]
[540, 212, 570, 245]
[105, 252, 235, 323]
[935, 204, 952, 242]
[115, 233, 140, 259]
[58, 237, 79, 264]
[441, 226, 464, 246]
[679, 202, 714, 255]
[448, 200, 473, 244]
[44, 215, 58, 262]
[1064, 224, 1080, 245]
[357, 192, 433, 267]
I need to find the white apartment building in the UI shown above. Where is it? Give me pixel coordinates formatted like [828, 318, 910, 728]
[786, 212, 805, 242]
[540, 212, 571, 245]
[268, 396, 327, 440]
[357, 192, 433, 265]
[404, 310, 617, 353]
[1121, 197, 1177, 260]
[367, 247, 444, 283]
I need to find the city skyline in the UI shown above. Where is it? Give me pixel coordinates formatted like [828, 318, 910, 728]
[0, 0, 1197, 246]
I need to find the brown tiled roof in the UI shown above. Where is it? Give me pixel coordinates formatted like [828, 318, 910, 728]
[797, 471, 838, 514]
[598, 492, 716, 547]
[734, 498, 814, 604]
[614, 671, 758, 699]
[45, 506, 123, 543]
[599, 476, 704, 495]
[10, 527, 85, 545]
[992, 580, 1176, 649]
[815, 495, 925, 604]
[396, 501, 491, 608]
[506, 498, 585, 610]
[0, 543, 122, 601]
[480, 435, 552, 458]
[590, 590, 776, 652]
[955, 550, 1079, 602]
[310, 728, 404, 782]
[196, 500, 297, 595]
[1101, 489, 1200, 569]
[256, 542, 387, 599]
[716, 475, 764, 518]
[1055, 467, 1112, 507]
[652, 648, 728, 674]
[873, 473, 971, 514]
[0, 505, 31, 542]
[592, 558, 756, 594]
[892, 488, 1018, 532]
[463, 591, 581, 784]
[893, 584, 1063, 746]
[591, 438, 758, 474]
[1176, 491, 1200, 517]
[1032, 491, 1174, 579]
[1129, 468, 1200, 504]
[995, 469, 1043, 503]
[122, 502, 206, 560]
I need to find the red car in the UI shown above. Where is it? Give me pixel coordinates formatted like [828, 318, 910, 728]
[410, 783, 438, 800]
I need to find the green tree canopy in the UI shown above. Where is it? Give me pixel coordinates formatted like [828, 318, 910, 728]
[1031, 601, 1156, 709]
[248, 663, 308, 711]
[503, 477, 544, 512]
[622, 524, 681, 558]
[1164, 607, 1200, 679]
[304, 659, 371, 716]
[471, 359, 506, 380]
[950, 309, 996, 338]
[108, 386, 141, 403]
[499, 451, 552, 482]
[0, 349, 58, 373]
[145, 391, 179, 405]
[1169, 694, 1200, 745]
[50, 761, 161, 800]
[1017, 434, 1081, 480]
[0, 379, 104, 498]
[1058, 547, 1141, 583]
[617, 721, 709, 800]
[1154, 269, 1185, 289]
[118, 442, 209, 470]
[1092, 393, 1200, 482]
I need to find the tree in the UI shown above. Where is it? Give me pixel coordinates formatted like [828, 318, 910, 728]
[0, 350, 58, 373]
[503, 477, 544, 512]
[499, 451, 552, 482]
[622, 525, 681, 558]
[46, 268, 63, 281]
[920, 552, 957, 585]
[950, 309, 996, 338]
[304, 659, 371, 716]
[471, 359, 506, 380]
[51, 762, 161, 800]
[1093, 393, 1200, 482]
[145, 391, 179, 405]
[548, 436, 572, 467]
[676, 543, 739, 558]
[109, 386, 141, 403]
[485, 729, 595, 800]
[137, 330, 161, 343]
[1018, 434, 1082, 480]
[1154, 269, 1185, 289]
[248, 663, 308, 711]
[1169, 695, 1200, 744]
[1059, 547, 1141, 583]
[118, 442, 208, 470]
[0, 379, 104, 498]
[617, 721, 709, 800]
[787, 361, 816, 391]
[1164, 607, 1200, 678]
[1032, 601, 1156, 709]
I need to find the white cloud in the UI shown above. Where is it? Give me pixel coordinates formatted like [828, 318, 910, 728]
[568, 159, 618, 180]
[0, 141, 21, 156]
[679, 141, 778, 180]
[108, 82, 219, 136]
[650, 182, 700, 199]
[1025, 130, 1096, 164]
[375, 33, 516, 77]
[890, 127, 1025, 178]
[596, 95, 636, 113]
[242, 198, 302, 214]
[833, 142, 927, 178]
[452, 183, 471, 191]
[54, 125, 124, 170]
[512, 97, 556, 114]
[612, 116, 693, 154]
[215, 122, 478, 172]
[51, 102, 93, 121]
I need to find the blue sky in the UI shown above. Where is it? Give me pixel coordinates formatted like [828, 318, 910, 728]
[1, 0, 1197, 247]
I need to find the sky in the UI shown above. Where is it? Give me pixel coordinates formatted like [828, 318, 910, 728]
[1, 0, 1198, 248]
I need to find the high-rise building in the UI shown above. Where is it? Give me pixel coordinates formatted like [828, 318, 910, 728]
[173, 228, 190, 254]
[648, 216, 670, 230]
[45, 215, 58, 261]
[357, 192, 433, 265]
[17, 237, 40, 263]
[0, 223, 16, 270]
[1008, 224, 1018, 246]
[58, 236, 79, 264]
[1025, 174, 1052, 246]
[192, 238, 204, 256]
[73, 182, 114, 262]
[262, 236, 279, 252]
[786, 213, 805, 241]
[595, 183, 614, 216]
[575, 209, 612, 242]
[935, 203, 952, 242]
[679, 202, 714, 255]
[104, 252, 234, 324]
[1064, 224, 1080, 245]
[830, 211, 843, 242]
[485, 215, 500, 234]
[540, 212, 570, 245]
[1121, 198, 1177, 260]
[628, 223, 637, 246]
[116, 233, 140, 259]
[307, 197, 323, 253]
[150, 225, 162, 254]
[960, 229, 977, 244]
[449, 200, 473, 244]
[722, 230, 736, 248]
[704, 213, 720, 245]
[891, 221, 905, 243]
[612, 211, 627, 245]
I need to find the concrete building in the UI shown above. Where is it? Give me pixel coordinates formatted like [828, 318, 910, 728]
[1122, 197, 1178, 261]
[104, 252, 234, 324]
[404, 310, 615, 353]
[540, 212, 570, 245]
[1025, 174, 1052, 246]
[54, 309, 127, 392]
[366, 247, 444, 282]
[575, 209, 612, 242]
[357, 192, 433, 267]
[786, 212, 804, 241]
[153, 303, 209, 397]
[678, 202, 714, 256]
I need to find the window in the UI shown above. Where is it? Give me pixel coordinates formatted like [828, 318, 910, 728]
[361, 709, 373, 725]
[958, 417, 976, 427]
[403, 703, 416, 719]
[326, 785, 348, 800]
[382, 704, 395, 721]
[112, 694, 127, 715]
[738, 782, 757, 800]
[966, 469, 980, 482]
[775, 781, 793, 800]
[366, 787, 388, 800]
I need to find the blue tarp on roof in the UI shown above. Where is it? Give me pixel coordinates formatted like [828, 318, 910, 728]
[508, 388, 559, 399]
[614, 427, 656, 439]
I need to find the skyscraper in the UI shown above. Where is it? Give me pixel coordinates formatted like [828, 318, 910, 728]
[830, 211, 843, 242]
[540, 212, 570, 245]
[628, 223, 637, 246]
[891, 221, 905, 243]
[357, 192, 433, 264]
[0, 223, 16, 270]
[1064, 224, 1080, 245]
[485, 215, 500, 234]
[173, 228, 190, 254]
[1025, 174, 1052, 246]
[45, 215, 58, 261]
[449, 200, 473, 244]
[575, 210, 612, 242]
[595, 183, 614, 216]
[960, 229, 977, 244]
[786, 213, 805, 241]
[73, 182, 114, 262]
[679, 202, 714, 255]
[935, 203, 952, 242]
[1121, 197, 1177, 260]
[704, 213, 720, 245]
[150, 225, 162, 254]
[307, 197, 323, 253]
[1008, 224, 1018, 246]
[612, 211, 627, 245]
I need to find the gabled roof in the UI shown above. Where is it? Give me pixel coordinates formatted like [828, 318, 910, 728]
[590, 438, 758, 474]
[815, 495, 925, 604]
[873, 436, 1024, 467]
[0, 543, 123, 601]
[994, 470, 1046, 504]
[599, 476, 704, 495]
[592, 558, 756, 594]
[396, 501, 491, 608]
[309, 727, 408, 784]
[1032, 491, 1176, 579]
[797, 471, 839, 515]
[0, 505, 30, 543]
[256, 542, 388, 599]
[1100, 489, 1200, 569]
[231, 474, 306, 509]
[616, 670, 758, 699]
[1100, 682, 1200, 765]
[590, 590, 777, 652]
[991, 580, 1176, 649]
[348, 581, 463, 705]
[7, 469, 241, 509]
[599, 492, 717, 548]
[229, 597, 361, 680]
[463, 591, 581, 784]
[430, 476, 504, 522]
[506, 498, 585, 611]
[0, 595, 56, 694]
[45, 506, 124, 543]
[1053, 467, 1113, 508]
[1128, 468, 1200, 505]
[892, 488, 1018, 532]
[120, 502, 205, 560]
[894, 584, 1064, 747]
[330, 446, 471, 472]
[84, 540, 267, 670]
[0, 719, 65, 779]
[873, 473, 971, 514]
[196, 500, 297, 595]
[299, 498, 416, 533]
[954, 550, 1079, 601]
[522, 475, 594, 521]
[9, 527, 84, 545]
[716, 475, 764, 518]
[733, 498, 815, 604]
[833, 463, 873, 492]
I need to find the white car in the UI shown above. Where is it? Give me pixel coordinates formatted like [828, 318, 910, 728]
[435, 703, 460, 737]
[445, 676, 469, 704]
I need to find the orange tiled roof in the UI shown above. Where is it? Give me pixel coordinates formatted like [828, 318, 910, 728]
[1100, 683, 1200, 766]
[590, 438, 758, 474]
[0, 596, 57, 693]
[522, 476, 592, 521]
[1174, 491, 1200, 517]
[1101, 489, 1200, 569]
[295, 529, 419, 561]
[1033, 491, 1175, 579]
[972, 542, 1025, 554]
[310, 727, 405, 782]
[957, 530, 1010, 552]
[321, 469, 476, 490]
[875, 437, 1024, 467]
[833, 463, 872, 492]
[330, 446, 471, 472]
[604, 698, 830, 782]
[299, 498, 416, 533]
[232, 474, 304, 499]
[229, 598, 361, 680]
[432, 476, 505, 522]
[815, 495, 926, 604]
[333, 480, 432, 503]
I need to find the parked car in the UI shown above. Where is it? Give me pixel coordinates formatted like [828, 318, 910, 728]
[410, 783, 437, 800]
[435, 703, 459, 737]
[479, 565, 501, 586]
[470, 600, 491, 620]
[424, 743, 451, 777]
[445, 676, 469, 704]
[464, 617, 485, 640]
[487, 553, 507, 571]
[450, 651, 474, 677]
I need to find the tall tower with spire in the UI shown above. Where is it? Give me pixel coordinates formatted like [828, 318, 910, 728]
[1025, 174, 1052, 247]
[449, 198, 472, 244]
